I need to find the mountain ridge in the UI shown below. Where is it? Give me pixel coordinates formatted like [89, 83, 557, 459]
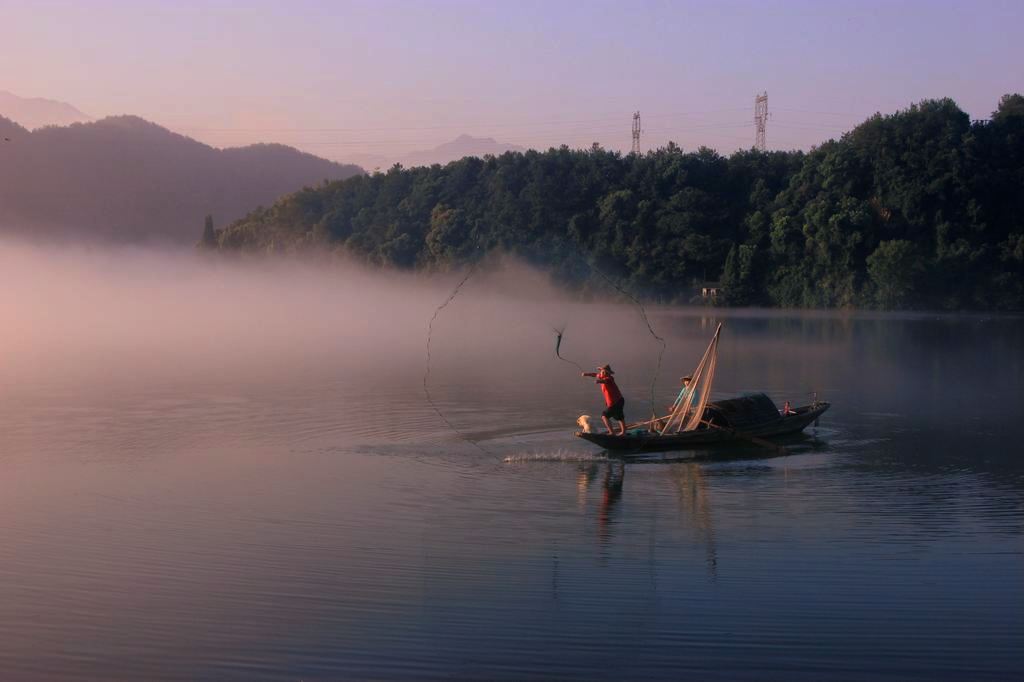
[350, 133, 526, 170]
[0, 90, 91, 129]
[0, 114, 364, 243]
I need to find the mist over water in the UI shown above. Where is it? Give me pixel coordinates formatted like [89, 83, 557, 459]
[1, 242, 1022, 680]
[0, 241, 702, 456]
[0, 242, 656, 381]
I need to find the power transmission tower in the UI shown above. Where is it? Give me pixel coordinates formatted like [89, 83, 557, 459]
[631, 111, 642, 154]
[754, 92, 768, 151]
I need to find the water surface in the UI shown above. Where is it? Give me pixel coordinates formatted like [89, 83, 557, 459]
[1, 300, 1022, 680]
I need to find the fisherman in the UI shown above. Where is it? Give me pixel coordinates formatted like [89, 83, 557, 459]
[582, 364, 626, 435]
[658, 375, 701, 431]
[666, 375, 700, 417]
[677, 375, 700, 409]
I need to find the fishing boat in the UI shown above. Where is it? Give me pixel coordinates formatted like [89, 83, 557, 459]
[575, 323, 830, 453]
[576, 393, 830, 452]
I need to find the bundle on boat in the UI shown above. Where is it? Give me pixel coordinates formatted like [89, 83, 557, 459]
[703, 394, 785, 431]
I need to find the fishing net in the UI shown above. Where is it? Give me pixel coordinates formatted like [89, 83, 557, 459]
[659, 323, 721, 434]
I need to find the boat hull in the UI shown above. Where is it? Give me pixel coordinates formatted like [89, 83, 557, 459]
[576, 402, 830, 453]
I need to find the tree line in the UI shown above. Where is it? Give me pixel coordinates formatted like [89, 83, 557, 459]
[202, 95, 1024, 310]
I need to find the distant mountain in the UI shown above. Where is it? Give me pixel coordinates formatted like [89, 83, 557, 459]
[401, 134, 526, 167]
[350, 134, 526, 171]
[0, 90, 90, 129]
[0, 115, 363, 243]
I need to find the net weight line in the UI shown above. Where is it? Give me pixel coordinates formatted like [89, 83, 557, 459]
[582, 257, 666, 419]
[422, 264, 488, 454]
[553, 327, 585, 372]
[422, 252, 667, 450]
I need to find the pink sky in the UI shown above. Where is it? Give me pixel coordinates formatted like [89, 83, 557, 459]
[4, 0, 1022, 162]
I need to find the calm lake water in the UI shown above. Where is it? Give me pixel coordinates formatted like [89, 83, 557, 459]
[1, 297, 1022, 680]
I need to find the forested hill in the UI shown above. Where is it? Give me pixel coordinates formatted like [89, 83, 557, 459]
[0, 115, 363, 243]
[204, 96, 1024, 310]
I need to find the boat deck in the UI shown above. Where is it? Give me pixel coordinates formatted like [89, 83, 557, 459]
[576, 401, 830, 453]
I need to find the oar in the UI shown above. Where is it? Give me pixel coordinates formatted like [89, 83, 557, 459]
[699, 419, 786, 454]
[627, 415, 670, 430]
[627, 415, 786, 454]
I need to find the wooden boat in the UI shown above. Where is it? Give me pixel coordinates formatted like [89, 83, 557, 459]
[576, 393, 831, 453]
[575, 323, 830, 454]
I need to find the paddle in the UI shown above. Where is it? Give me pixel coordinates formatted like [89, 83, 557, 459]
[625, 415, 787, 455]
[699, 419, 786, 455]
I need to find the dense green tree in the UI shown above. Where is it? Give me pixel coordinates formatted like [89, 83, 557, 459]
[867, 240, 922, 308]
[204, 96, 1024, 311]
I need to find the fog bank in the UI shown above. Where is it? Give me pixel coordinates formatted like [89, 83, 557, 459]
[0, 242, 675, 400]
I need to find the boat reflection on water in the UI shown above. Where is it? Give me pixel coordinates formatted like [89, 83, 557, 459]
[575, 461, 625, 542]
[576, 458, 718, 575]
[667, 461, 718, 576]
[575, 462, 600, 510]
[597, 461, 625, 542]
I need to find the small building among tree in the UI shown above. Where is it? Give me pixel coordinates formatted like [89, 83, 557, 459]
[700, 282, 722, 300]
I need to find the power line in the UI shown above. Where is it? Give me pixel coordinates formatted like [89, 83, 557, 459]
[164, 97, 874, 157]
[217, 121, 754, 148]
[771, 121, 849, 131]
[171, 108, 753, 135]
[772, 107, 857, 117]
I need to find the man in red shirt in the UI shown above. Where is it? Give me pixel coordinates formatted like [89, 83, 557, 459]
[582, 364, 626, 435]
